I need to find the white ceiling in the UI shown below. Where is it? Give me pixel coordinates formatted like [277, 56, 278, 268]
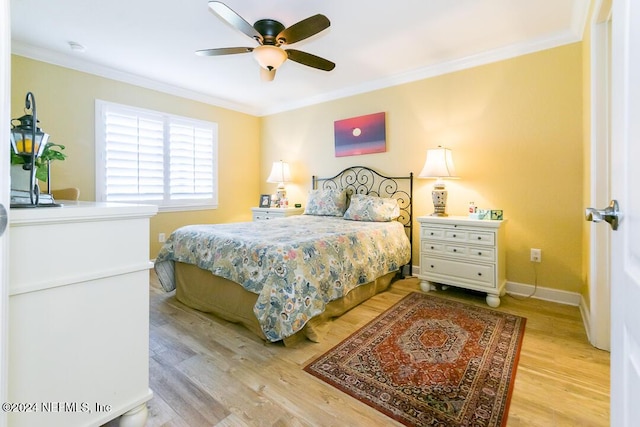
[10, 0, 589, 116]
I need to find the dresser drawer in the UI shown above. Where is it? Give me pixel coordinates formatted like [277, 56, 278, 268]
[421, 240, 445, 254]
[421, 238, 495, 261]
[465, 246, 495, 261]
[422, 225, 495, 246]
[443, 229, 495, 246]
[252, 207, 304, 221]
[420, 256, 495, 288]
[468, 231, 495, 245]
[253, 213, 272, 220]
[421, 226, 445, 239]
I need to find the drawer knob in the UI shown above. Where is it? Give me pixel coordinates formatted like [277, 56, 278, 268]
[430, 265, 435, 269]
[478, 251, 482, 256]
[477, 236, 482, 240]
[453, 234, 457, 238]
[478, 272, 482, 276]
[453, 249, 457, 252]
[430, 246, 435, 250]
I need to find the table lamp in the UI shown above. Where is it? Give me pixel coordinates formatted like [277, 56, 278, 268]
[418, 146, 458, 216]
[266, 160, 292, 203]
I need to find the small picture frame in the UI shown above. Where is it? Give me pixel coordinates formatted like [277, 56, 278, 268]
[259, 194, 271, 208]
[490, 209, 504, 220]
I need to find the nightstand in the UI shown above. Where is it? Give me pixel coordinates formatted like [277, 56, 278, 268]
[417, 216, 507, 307]
[251, 206, 304, 221]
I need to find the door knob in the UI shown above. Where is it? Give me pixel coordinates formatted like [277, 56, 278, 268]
[0, 203, 7, 237]
[585, 200, 621, 231]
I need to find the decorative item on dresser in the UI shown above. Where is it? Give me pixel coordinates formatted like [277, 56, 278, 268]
[259, 194, 271, 208]
[251, 206, 304, 220]
[418, 146, 458, 216]
[9, 91, 66, 208]
[417, 215, 507, 307]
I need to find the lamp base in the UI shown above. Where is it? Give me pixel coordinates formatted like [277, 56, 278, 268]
[431, 187, 448, 217]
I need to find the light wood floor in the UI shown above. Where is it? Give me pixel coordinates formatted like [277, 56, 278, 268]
[122, 272, 610, 426]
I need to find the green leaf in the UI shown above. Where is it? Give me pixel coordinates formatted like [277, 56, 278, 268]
[10, 141, 66, 181]
[35, 165, 49, 182]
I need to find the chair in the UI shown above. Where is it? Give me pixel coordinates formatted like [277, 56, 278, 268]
[52, 187, 80, 201]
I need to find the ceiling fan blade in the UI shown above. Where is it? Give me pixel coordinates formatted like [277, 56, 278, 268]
[277, 14, 330, 45]
[196, 47, 253, 56]
[208, 1, 263, 43]
[286, 49, 335, 71]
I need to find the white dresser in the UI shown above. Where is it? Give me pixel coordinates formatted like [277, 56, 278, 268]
[251, 206, 304, 221]
[8, 201, 157, 427]
[417, 216, 507, 307]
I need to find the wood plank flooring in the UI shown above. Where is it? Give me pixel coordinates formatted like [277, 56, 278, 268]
[112, 272, 610, 426]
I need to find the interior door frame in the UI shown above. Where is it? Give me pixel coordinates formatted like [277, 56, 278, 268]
[0, 0, 11, 423]
[588, 0, 612, 351]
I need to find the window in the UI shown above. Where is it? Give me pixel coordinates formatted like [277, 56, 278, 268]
[95, 100, 218, 211]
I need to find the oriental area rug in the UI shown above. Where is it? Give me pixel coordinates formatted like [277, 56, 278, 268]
[304, 292, 526, 427]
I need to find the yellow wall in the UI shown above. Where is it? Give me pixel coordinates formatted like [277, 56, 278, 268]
[262, 43, 583, 292]
[11, 55, 261, 256]
[12, 43, 584, 293]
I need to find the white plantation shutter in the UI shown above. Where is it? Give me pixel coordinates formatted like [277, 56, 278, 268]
[169, 121, 214, 200]
[96, 100, 218, 210]
[104, 110, 164, 201]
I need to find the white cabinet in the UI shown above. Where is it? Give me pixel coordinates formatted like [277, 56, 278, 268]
[251, 206, 304, 221]
[417, 216, 506, 307]
[8, 201, 157, 427]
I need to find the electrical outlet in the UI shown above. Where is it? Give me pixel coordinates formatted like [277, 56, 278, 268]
[158, 233, 166, 243]
[530, 248, 541, 263]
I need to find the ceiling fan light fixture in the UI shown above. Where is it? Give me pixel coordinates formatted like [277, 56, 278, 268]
[260, 67, 276, 82]
[253, 45, 287, 71]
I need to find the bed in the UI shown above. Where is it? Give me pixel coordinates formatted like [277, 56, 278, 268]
[154, 166, 413, 345]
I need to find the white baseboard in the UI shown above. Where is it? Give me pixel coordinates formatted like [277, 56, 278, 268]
[411, 266, 581, 307]
[504, 281, 581, 306]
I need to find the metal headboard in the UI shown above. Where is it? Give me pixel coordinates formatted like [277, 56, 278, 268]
[312, 166, 413, 272]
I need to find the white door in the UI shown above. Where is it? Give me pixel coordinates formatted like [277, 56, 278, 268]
[0, 0, 11, 426]
[610, 0, 640, 425]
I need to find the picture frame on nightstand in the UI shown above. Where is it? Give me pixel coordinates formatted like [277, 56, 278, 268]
[259, 194, 271, 208]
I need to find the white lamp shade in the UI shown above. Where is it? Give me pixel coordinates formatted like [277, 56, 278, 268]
[253, 45, 287, 71]
[419, 147, 458, 178]
[267, 161, 292, 184]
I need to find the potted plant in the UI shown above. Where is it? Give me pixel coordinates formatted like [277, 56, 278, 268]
[10, 142, 67, 189]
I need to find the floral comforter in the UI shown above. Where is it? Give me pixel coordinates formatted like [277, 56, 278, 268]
[154, 215, 411, 342]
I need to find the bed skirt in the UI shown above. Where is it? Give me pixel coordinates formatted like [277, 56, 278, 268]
[173, 262, 397, 346]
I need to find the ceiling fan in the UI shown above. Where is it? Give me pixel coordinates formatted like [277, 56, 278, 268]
[196, 1, 335, 81]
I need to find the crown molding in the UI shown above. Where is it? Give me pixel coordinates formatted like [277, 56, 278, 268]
[13, 25, 582, 118]
[11, 41, 262, 116]
[261, 29, 582, 116]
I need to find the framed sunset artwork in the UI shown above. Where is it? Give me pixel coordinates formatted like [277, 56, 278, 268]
[334, 112, 386, 157]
